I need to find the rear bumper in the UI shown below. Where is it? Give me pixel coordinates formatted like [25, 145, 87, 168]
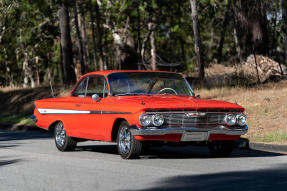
[30, 114, 37, 123]
[129, 125, 248, 142]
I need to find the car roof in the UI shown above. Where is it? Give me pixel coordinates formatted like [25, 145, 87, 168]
[81, 70, 177, 77]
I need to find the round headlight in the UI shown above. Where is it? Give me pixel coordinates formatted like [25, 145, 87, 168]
[236, 114, 247, 126]
[152, 114, 164, 126]
[224, 114, 236, 126]
[139, 114, 152, 126]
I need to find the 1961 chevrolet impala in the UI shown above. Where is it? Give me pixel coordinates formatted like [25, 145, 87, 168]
[31, 70, 247, 159]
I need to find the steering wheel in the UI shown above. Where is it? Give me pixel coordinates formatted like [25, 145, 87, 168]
[158, 88, 178, 95]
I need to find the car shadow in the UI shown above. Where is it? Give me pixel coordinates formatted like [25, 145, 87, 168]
[76, 144, 118, 155]
[142, 146, 285, 159]
[127, 164, 287, 191]
[75, 144, 285, 159]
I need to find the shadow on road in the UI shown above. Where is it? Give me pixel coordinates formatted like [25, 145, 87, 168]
[0, 130, 52, 149]
[77, 144, 118, 155]
[0, 131, 52, 142]
[76, 144, 285, 159]
[0, 159, 23, 167]
[129, 164, 287, 191]
[0, 143, 21, 149]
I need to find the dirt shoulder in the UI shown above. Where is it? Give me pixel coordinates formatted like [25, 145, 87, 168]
[196, 80, 287, 144]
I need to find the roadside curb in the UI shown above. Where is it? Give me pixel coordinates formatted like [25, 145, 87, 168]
[236, 138, 287, 154]
[248, 142, 287, 153]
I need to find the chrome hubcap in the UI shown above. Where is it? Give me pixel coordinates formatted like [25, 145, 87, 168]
[55, 123, 66, 147]
[119, 127, 131, 154]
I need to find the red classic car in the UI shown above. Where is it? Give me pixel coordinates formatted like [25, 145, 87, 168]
[32, 70, 247, 159]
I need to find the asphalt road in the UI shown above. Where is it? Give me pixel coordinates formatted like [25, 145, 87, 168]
[1, 130, 287, 191]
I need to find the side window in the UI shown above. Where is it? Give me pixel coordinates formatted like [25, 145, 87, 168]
[71, 78, 87, 97]
[86, 76, 108, 98]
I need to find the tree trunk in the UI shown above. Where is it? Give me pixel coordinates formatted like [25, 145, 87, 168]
[112, 29, 140, 70]
[282, 0, 287, 68]
[73, 1, 85, 75]
[136, 0, 142, 69]
[23, 52, 29, 88]
[231, 2, 241, 62]
[190, 0, 204, 80]
[270, 0, 279, 57]
[141, 30, 152, 66]
[149, 16, 156, 71]
[79, 3, 89, 69]
[233, 0, 269, 61]
[35, 56, 40, 86]
[217, 0, 231, 63]
[94, 1, 104, 71]
[89, 0, 98, 70]
[59, 2, 76, 85]
[22, 51, 35, 88]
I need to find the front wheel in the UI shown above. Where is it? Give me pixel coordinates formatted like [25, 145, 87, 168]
[54, 121, 77, 151]
[208, 141, 235, 157]
[117, 121, 142, 159]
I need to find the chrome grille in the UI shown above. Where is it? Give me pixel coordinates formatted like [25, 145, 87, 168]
[142, 110, 241, 128]
[145, 109, 242, 128]
[161, 113, 227, 128]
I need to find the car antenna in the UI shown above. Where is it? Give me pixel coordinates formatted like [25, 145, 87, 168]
[50, 81, 55, 98]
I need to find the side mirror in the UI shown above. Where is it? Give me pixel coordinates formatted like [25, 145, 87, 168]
[92, 94, 101, 102]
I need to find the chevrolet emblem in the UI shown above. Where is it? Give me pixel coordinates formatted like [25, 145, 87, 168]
[185, 112, 206, 117]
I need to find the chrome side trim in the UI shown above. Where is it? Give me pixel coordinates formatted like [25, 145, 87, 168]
[37, 108, 131, 115]
[38, 108, 90, 114]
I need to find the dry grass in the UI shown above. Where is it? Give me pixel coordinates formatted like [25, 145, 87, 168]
[195, 80, 287, 143]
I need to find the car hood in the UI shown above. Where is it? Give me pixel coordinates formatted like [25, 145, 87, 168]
[104, 95, 244, 112]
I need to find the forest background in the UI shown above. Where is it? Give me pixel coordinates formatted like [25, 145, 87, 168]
[1, 0, 286, 86]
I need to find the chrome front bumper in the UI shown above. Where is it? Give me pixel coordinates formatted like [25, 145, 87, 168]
[129, 125, 248, 141]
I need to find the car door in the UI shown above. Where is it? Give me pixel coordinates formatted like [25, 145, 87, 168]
[78, 75, 108, 140]
[62, 77, 89, 137]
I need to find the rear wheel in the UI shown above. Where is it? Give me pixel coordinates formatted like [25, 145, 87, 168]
[117, 121, 142, 159]
[54, 121, 77, 151]
[208, 141, 234, 157]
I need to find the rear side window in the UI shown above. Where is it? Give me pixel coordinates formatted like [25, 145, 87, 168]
[71, 78, 88, 97]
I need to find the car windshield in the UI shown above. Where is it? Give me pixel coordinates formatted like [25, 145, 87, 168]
[107, 72, 194, 96]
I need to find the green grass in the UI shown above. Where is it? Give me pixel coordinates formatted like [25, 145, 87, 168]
[250, 132, 287, 143]
[0, 113, 34, 126]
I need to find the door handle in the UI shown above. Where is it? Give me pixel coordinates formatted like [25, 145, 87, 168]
[75, 104, 81, 107]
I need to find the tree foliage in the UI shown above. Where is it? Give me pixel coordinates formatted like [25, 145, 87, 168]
[0, 0, 285, 86]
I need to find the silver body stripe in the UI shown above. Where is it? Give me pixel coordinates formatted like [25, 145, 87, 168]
[37, 108, 131, 115]
[38, 109, 90, 114]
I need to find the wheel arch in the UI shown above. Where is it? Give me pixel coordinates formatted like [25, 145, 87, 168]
[111, 118, 127, 142]
[48, 120, 61, 134]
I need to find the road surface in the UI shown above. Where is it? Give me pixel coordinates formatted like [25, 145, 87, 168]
[1, 130, 287, 191]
